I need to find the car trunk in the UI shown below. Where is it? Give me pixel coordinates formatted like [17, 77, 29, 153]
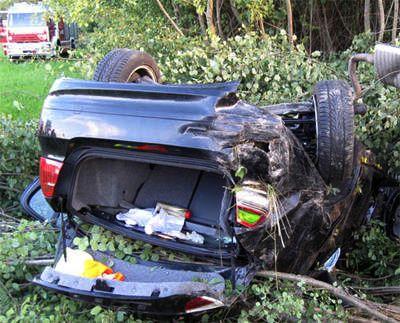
[21, 178, 252, 315]
[69, 156, 236, 258]
[34, 246, 230, 315]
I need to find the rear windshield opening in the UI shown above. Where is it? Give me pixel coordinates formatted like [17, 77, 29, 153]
[71, 157, 235, 250]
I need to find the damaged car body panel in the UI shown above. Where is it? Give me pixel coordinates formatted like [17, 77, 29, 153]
[21, 45, 400, 314]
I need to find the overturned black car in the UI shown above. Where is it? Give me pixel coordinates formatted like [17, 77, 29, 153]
[21, 44, 400, 315]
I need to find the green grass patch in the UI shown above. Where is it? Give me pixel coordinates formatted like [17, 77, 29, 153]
[0, 53, 82, 120]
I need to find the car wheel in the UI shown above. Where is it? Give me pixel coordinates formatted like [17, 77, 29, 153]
[313, 80, 355, 187]
[93, 49, 161, 83]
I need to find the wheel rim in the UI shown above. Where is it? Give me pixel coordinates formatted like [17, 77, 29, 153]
[127, 65, 157, 83]
[312, 94, 320, 163]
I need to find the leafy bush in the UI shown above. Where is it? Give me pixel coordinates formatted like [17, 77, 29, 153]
[346, 221, 400, 278]
[161, 32, 338, 105]
[238, 279, 347, 322]
[0, 116, 39, 212]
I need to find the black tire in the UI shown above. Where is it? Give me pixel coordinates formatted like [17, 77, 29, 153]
[93, 49, 161, 83]
[313, 80, 355, 187]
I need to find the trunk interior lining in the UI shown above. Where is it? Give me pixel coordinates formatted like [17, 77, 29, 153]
[72, 158, 228, 227]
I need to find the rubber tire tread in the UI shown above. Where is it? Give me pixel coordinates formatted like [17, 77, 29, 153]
[93, 48, 129, 82]
[314, 80, 355, 187]
[93, 49, 161, 83]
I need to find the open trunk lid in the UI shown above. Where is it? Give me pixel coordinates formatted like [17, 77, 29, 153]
[22, 179, 253, 315]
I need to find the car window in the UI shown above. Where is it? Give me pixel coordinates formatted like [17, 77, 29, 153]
[28, 188, 55, 221]
[8, 12, 46, 27]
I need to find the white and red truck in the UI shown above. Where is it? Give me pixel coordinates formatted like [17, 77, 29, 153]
[0, 11, 7, 46]
[3, 2, 77, 60]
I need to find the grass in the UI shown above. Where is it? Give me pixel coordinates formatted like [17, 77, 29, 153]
[0, 53, 82, 120]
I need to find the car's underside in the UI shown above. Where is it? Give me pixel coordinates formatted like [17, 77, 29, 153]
[21, 44, 400, 315]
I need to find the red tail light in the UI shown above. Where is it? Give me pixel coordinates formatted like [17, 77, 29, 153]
[185, 296, 224, 313]
[236, 204, 267, 228]
[39, 157, 63, 198]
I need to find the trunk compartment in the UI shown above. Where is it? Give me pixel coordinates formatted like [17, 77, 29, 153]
[69, 156, 236, 258]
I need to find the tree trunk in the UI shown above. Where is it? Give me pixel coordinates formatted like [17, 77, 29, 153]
[229, 0, 243, 26]
[322, 4, 333, 53]
[309, 0, 313, 53]
[364, 0, 371, 32]
[392, 0, 399, 42]
[258, 19, 266, 37]
[216, 0, 224, 38]
[198, 12, 207, 35]
[286, 0, 294, 46]
[206, 0, 217, 36]
[378, 0, 385, 41]
[155, 0, 184, 37]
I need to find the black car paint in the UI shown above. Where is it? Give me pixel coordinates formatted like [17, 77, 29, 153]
[21, 77, 400, 315]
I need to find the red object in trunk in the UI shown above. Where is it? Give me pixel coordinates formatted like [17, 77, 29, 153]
[39, 157, 63, 198]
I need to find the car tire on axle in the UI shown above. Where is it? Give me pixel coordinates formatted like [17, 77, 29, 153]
[313, 80, 355, 188]
[93, 49, 161, 83]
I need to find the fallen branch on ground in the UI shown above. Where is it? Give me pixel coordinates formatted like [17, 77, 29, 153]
[8, 258, 54, 266]
[351, 285, 400, 295]
[256, 270, 398, 323]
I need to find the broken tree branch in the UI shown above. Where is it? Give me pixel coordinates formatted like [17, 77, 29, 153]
[154, 0, 184, 37]
[8, 258, 54, 266]
[256, 270, 397, 323]
[351, 285, 400, 296]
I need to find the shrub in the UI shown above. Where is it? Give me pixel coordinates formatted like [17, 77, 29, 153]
[0, 116, 39, 212]
[345, 221, 400, 278]
[161, 32, 338, 105]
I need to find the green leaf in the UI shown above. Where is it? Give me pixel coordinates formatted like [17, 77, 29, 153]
[90, 306, 102, 316]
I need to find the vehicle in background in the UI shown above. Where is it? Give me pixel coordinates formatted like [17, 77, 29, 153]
[0, 11, 7, 47]
[4, 2, 77, 60]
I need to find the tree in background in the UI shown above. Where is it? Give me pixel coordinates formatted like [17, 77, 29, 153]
[41, 0, 400, 55]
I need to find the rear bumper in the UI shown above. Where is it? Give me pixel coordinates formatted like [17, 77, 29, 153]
[33, 278, 223, 315]
[5, 41, 55, 57]
[31, 251, 253, 315]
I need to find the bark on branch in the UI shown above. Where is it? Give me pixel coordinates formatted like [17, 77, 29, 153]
[155, 0, 184, 37]
[378, 0, 385, 41]
[392, 0, 399, 43]
[286, 0, 294, 46]
[229, 0, 243, 26]
[256, 270, 398, 323]
[206, 0, 217, 36]
[364, 0, 371, 33]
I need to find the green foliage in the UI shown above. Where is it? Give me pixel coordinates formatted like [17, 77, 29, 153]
[0, 220, 57, 287]
[74, 223, 197, 263]
[162, 32, 337, 105]
[238, 279, 347, 322]
[346, 221, 400, 278]
[0, 116, 39, 211]
[235, 0, 275, 23]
